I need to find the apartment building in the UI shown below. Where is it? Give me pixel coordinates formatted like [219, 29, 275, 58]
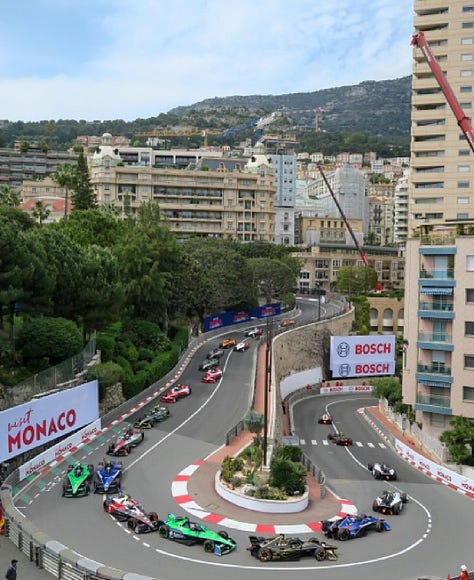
[89, 134, 276, 242]
[403, 0, 474, 440]
[394, 169, 410, 247]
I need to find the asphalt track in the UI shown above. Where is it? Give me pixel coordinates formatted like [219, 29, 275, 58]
[10, 300, 474, 579]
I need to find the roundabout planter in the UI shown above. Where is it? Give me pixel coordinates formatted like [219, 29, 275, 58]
[214, 471, 309, 513]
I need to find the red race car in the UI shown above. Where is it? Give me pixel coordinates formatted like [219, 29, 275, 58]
[318, 413, 333, 425]
[201, 368, 223, 383]
[160, 384, 192, 403]
[245, 327, 263, 338]
[103, 493, 161, 533]
[234, 341, 249, 352]
[107, 427, 144, 456]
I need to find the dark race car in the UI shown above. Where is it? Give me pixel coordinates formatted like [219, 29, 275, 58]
[158, 513, 236, 556]
[207, 347, 224, 360]
[199, 358, 220, 372]
[103, 493, 161, 533]
[160, 384, 192, 403]
[372, 490, 408, 515]
[318, 413, 333, 425]
[328, 432, 353, 446]
[247, 534, 338, 562]
[321, 514, 391, 540]
[62, 462, 94, 497]
[133, 405, 170, 429]
[94, 459, 122, 494]
[368, 462, 397, 481]
[107, 427, 144, 456]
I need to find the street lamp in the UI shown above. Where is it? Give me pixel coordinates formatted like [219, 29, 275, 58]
[316, 282, 321, 321]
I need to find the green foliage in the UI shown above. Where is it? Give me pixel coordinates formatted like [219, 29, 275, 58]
[86, 361, 123, 401]
[253, 485, 287, 500]
[274, 445, 303, 462]
[440, 416, 474, 466]
[243, 410, 264, 435]
[337, 265, 378, 295]
[351, 295, 370, 335]
[96, 333, 115, 362]
[121, 369, 146, 399]
[120, 318, 171, 350]
[16, 317, 82, 368]
[221, 456, 244, 483]
[269, 458, 306, 495]
[71, 151, 97, 210]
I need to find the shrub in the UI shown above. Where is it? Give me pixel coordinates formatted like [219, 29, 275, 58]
[274, 445, 302, 462]
[86, 361, 123, 401]
[122, 370, 146, 399]
[16, 317, 83, 368]
[96, 333, 115, 362]
[269, 458, 306, 495]
[230, 475, 242, 488]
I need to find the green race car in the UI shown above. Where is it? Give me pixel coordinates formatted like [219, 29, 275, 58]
[158, 514, 236, 556]
[62, 462, 94, 497]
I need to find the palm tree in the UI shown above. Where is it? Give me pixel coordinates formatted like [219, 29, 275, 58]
[0, 185, 21, 206]
[53, 163, 76, 221]
[31, 200, 50, 225]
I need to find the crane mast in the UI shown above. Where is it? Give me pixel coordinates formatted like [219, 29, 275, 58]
[317, 166, 370, 268]
[411, 30, 474, 154]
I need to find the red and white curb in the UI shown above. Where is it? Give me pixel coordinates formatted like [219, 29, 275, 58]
[171, 461, 358, 534]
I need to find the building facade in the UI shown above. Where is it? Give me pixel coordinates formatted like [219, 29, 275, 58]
[403, 0, 474, 439]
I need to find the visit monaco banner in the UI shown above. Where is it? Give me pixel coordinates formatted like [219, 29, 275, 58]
[0, 380, 99, 462]
[330, 335, 396, 378]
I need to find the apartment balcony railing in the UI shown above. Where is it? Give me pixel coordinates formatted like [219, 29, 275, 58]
[416, 394, 451, 408]
[418, 302, 453, 312]
[419, 268, 454, 280]
[416, 363, 451, 375]
[419, 232, 456, 246]
[417, 332, 451, 344]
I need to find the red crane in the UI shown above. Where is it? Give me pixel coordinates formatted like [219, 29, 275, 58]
[411, 30, 474, 154]
[317, 165, 370, 268]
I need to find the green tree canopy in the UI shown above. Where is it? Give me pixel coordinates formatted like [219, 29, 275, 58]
[71, 151, 97, 210]
[336, 265, 378, 294]
[440, 416, 474, 466]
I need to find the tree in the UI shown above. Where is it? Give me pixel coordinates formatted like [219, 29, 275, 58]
[71, 151, 97, 210]
[0, 185, 20, 206]
[336, 265, 378, 295]
[53, 163, 76, 221]
[440, 416, 474, 466]
[248, 257, 298, 303]
[31, 200, 50, 224]
[59, 208, 126, 248]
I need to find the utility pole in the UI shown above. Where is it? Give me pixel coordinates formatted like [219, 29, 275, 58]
[316, 282, 321, 321]
[263, 317, 273, 466]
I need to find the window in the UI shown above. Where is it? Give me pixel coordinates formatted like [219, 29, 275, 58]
[462, 53, 474, 60]
[459, 149, 471, 155]
[458, 165, 471, 171]
[462, 38, 474, 44]
[467, 288, 474, 302]
[461, 85, 473, 91]
[463, 386, 474, 401]
[464, 355, 474, 368]
[467, 255, 474, 270]
[462, 22, 474, 28]
[465, 321, 474, 335]
[457, 212, 469, 219]
[461, 101, 473, 108]
[104, 184, 110, 191]
[461, 69, 473, 76]
[458, 196, 470, 203]
[458, 181, 470, 187]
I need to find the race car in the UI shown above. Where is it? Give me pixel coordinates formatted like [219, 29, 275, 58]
[103, 493, 161, 533]
[321, 513, 391, 540]
[62, 462, 94, 497]
[280, 319, 296, 328]
[199, 357, 220, 372]
[368, 462, 397, 481]
[201, 368, 223, 383]
[247, 534, 338, 562]
[219, 338, 237, 349]
[318, 413, 333, 425]
[133, 413, 157, 429]
[372, 490, 408, 515]
[234, 340, 249, 352]
[94, 459, 122, 494]
[328, 432, 353, 446]
[158, 513, 236, 556]
[245, 327, 263, 338]
[160, 383, 192, 403]
[149, 404, 170, 422]
[207, 347, 224, 359]
[107, 427, 144, 456]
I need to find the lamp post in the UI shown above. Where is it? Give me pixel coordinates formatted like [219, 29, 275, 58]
[263, 317, 273, 467]
[316, 282, 321, 321]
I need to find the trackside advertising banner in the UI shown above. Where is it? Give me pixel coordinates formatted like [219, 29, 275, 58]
[330, 335, 395, 378]
[203, 303, 281, 332]
[0, 380, 99, 462]
[18, 418, 102, 481]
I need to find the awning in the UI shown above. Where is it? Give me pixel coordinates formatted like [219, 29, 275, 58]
[417, 379, 451, 388]
[420, 287, 453, 295]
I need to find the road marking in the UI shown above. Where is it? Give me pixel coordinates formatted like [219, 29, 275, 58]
[311, 439, 317, 445]
[355, 441, 363, 447]
[367, 442, 375, 448]
[299, 439, 306, 445]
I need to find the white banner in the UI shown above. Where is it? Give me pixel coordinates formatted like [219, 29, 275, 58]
[395, 439, 474, 494]
[320, 385, 373, 394]
[0, 380, 99, 462]
[18, 418, 102, 481]
[331, 360, 396, 378]
[330, 335, 395, 373]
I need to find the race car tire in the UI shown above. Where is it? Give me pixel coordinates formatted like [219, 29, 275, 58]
[367, 463, 374, 472]
[372, 500, 379, 512]
[103, 501, 109, 512]
[158, 524, 169, 538]
[128, 518, 138, 531]
[401, 492, 408, 503]
[348, 439, 353, 446]
[188, 387, 192, 394]
[257, 548, 273, 562]
[375, 520, 385, 532]
[203, 540, 215, 553]
[85, 483, 90, 494]
[392, 473, 397, 481]
[315, 548, 326, 561]
[392, 504, 401, 515]
[308, 537, 319, 544]
[374, 470, 380, 479]
[338, 528, 351, 541]
[218, 531, 229, 539]
[328, 433, 334, 440]
[140, 433, 144, 441]
[148, 512, 159, 522]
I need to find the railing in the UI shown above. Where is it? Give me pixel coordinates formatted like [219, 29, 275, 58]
[420, 232, 456, 246]
[419, 267, 454, 279]
[417, 331, 452, 343]
[417, 363, 451, 375]
[416, 393, 451, 408]
[418, 302, 453, 311]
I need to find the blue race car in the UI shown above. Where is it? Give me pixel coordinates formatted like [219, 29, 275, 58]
[321, 513, 391, 540]
[94, 459, 123, 494]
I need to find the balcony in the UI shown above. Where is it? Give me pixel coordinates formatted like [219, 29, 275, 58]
[416, 363, 451, 375]
[418, 302, 452, 312]
[419, 267, 454, 280]
[415, 393, 451, 415]
[417, 331, 451, 343]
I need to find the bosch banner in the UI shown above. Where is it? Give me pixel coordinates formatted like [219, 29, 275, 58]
[0, 380, 99, 462]
[330, 335, 396, 378]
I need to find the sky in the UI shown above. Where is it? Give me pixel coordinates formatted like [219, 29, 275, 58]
[1, 0, 415, 122]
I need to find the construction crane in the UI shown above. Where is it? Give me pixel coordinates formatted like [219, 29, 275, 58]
[412, 30, 474, 154]
[134, 129, 221, 148]
[317, 165, 370, 268]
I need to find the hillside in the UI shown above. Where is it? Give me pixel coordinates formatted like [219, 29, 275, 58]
[0, 76, 411, 155]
